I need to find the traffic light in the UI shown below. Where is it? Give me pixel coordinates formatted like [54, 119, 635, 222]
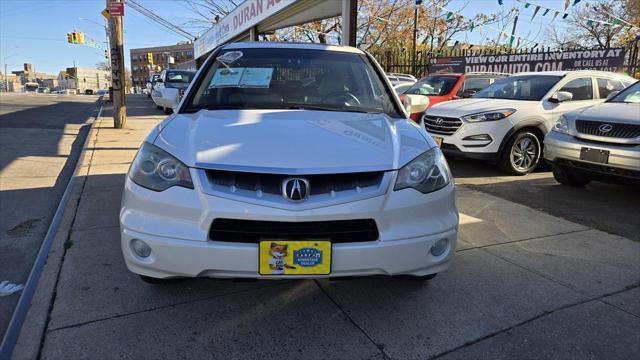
[67, 33, 73, 43]
[71, 32, 78, 44]
[77, 32, 85, 44]
[104, 50, 109, 59]
[147, 52, 153, 65]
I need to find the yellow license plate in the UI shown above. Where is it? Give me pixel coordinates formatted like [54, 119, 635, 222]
[433, 136, 443, 147]
[259, 240, 331, 276]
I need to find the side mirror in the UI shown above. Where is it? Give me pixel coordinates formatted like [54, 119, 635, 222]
[403, 94, 430, 116]
[461, 89, 477, 98]
[164, 88, 180, 110]
[606, 91, 619, 100]
[549, 91, 573, 103]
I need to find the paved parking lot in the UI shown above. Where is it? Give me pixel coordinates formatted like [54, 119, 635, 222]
[11, 96, 640, 359]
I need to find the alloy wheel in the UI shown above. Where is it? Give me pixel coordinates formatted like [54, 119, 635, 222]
[510, 136, 539, 172]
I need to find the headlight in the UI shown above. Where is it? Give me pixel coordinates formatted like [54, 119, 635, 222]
[394, 147, 451, 194]
[129, 142, 193, 191]
[462, 109, 516, 122]
[553, 115, 571, 135]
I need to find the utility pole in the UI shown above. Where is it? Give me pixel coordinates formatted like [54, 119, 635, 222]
[107, 0, 126, 128]
[413, 0, 422, 76]
[509, 15, 519, 50]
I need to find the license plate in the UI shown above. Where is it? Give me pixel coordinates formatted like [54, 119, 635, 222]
[259, 240, 332, 276]
[433, 136, 443, 147]
[580, 147, 609, 164]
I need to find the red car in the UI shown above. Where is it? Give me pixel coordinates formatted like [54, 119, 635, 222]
[401, 72, 507, 121]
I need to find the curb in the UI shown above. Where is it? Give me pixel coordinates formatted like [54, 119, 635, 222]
[2, 100, 106, 360]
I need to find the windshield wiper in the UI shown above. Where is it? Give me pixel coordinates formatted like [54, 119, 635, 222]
[285, 104, 379, 113]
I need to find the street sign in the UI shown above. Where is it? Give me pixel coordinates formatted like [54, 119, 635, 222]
[108, 1, 124, 17]
[101, 8, 110, 20]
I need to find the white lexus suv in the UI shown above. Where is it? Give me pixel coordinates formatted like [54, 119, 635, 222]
[120, 42, 458, 282]
[423, 71, 635, 174]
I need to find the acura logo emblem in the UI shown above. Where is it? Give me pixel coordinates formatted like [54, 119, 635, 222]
[434, 117, 444, 125]
[598, 124, 613, 133]
[282, 178, 310, 202]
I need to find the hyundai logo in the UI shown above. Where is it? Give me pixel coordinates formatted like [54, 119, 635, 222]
[598, 124, 613, 133]
[282, 178, 310, 202]
[434, 117, 444, 125]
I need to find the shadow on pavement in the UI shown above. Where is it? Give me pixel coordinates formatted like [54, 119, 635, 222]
[449, 158, 640, 242]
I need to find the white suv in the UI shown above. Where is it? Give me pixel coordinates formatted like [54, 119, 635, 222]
[423, 71, 635, 174]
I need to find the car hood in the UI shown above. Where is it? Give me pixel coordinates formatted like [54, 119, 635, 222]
[568, 102, 640, 124]
[427, 98, 534, 117]
[153, 110, 431, 174]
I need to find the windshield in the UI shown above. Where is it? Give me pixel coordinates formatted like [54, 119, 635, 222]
[166, 71, 193, 83]
[183, 48, 399, 116]
[474, 75, 562, 101]
[609, 81, 640, 104]
[405, 75, 458, 96]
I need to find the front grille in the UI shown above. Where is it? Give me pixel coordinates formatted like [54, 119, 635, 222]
[205, 170, 383, 196]
[209, 218, 379, 243]
[576, 120, 640, 139]
[423, 116, 463, 135]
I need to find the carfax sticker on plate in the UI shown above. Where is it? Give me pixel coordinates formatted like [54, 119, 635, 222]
[259, 240, 331, 276]
[433, 136, 443, 147]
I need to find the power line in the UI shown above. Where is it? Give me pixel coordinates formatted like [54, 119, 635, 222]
[125, 0, 196, 41]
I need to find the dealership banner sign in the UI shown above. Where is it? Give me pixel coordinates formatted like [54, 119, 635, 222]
[429, 48, 626, 74]
[194, 0, 297, 59]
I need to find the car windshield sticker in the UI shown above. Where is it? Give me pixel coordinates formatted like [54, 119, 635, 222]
[209, 68, 274, 88]
[239, 68, 273, 88]
[216, 51, 243, 64]
[209, 68, 245, 88]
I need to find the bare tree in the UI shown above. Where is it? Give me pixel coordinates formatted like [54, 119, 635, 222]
[176, 0, 239, 34]
[546, 0, 636, 49]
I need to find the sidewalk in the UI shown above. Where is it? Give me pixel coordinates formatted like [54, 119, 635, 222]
[13, 95, 640, 359]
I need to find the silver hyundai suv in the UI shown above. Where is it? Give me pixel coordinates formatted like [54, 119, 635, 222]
[544, 80, 640, 186]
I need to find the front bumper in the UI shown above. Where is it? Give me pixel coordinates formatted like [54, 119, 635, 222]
[422, 115, 512, 160]
[120, 173, 459, 279]
[544, 131, 640, 178]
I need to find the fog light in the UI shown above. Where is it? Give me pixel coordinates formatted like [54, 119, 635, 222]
[430, 239, 448, 256]
[462, 134, 492, 141]
[131, 239, 151, 258]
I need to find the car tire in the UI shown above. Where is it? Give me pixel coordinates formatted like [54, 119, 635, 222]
[396, 273, 437, 281]
[139, 275, 170, 284]
[552, 164, 591, 187]
[156, 105, 162, 110]
[163, 107, 173, 115]
[499, 130, 541, 175]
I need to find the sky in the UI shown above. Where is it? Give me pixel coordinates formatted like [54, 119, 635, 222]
[0, 0, 575, 75]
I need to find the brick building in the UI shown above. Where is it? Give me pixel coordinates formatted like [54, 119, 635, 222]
[129, 41, 194, 88]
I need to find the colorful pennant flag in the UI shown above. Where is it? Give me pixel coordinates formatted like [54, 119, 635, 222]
[542, 8, 550, 16]
[498, 0, 503, 5]
[524, 3, 531, 8]
[446, 11, 454, 19]
[562, 13, 569, 19]
[586, 19, 594, 26]
[564, 0, 570, 10]
[552, 11, 560, 21]
[531, 5, 540, 20]
[573, 0, 581, 5]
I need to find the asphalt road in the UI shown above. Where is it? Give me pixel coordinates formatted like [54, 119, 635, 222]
[0, 93, 100, 339]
